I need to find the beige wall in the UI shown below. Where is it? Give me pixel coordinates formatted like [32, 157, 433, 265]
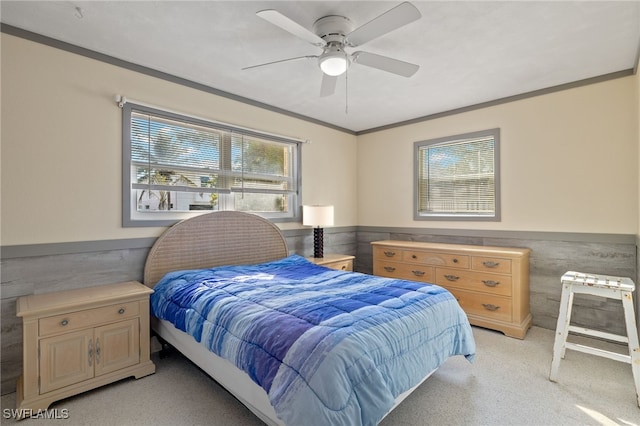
[357, 77, 638, 233]
[2, 33, 639, 246]
[0, 34, 357, 246]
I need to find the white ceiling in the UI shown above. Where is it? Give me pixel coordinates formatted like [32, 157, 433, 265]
[2, 1, 639, 133]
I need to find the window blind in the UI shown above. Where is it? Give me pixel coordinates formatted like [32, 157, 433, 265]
[125, 104, 300, 221]
[131, 111, 227, 195]
[416, 131, 498, 218]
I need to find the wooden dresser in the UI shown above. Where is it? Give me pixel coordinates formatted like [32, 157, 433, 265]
[16, 281, 156, 417]
[372, 240, 531, 339]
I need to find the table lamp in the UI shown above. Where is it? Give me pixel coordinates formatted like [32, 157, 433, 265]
[303, 205, 334, 258]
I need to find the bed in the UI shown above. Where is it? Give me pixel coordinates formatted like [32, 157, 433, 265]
[143, 211, 475, 426]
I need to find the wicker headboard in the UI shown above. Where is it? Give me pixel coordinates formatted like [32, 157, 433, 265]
[143, 211, 289, 287]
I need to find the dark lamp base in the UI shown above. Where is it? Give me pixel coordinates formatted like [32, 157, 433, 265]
[313, 227, 324, 258]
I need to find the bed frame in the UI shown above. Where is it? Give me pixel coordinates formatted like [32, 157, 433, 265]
[143, 211, 432, 425]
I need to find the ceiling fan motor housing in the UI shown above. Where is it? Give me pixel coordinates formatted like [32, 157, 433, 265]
[313, 15, 354, 44]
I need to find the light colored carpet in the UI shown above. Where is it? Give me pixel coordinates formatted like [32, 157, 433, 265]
[2, 326, 639, 425]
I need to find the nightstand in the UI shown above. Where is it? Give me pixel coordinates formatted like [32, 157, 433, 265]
[16, 281, 156, 417]
[306, 254, 355, 271]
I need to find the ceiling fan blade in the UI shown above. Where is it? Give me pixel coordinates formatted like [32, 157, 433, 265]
[346, 2, 421, 47]
[242, 55, 317, 71]
[353, 51, 419, 77]
[320, 74, 337, 97]
[257, 10, 325, 46]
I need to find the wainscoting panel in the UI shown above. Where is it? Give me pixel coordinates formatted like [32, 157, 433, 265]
[1, 227, 635, 395]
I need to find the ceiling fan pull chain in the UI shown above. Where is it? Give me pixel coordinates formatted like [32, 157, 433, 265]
[345, 65, 349, 114]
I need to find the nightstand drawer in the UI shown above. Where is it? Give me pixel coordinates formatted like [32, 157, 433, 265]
[306, 254, 355, 271]
[330, 259, 353, 271]
[39, 301, 139, 337]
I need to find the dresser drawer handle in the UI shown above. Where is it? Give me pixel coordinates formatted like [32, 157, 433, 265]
[341, 265, 347, 270]
[412, 270, 425, 277]
[453, 258, 459, 263]
[444, 274, 460, 281]
[60, 319, 69, 326]
[482, 280, 500, 287]
[383, 266, 396, 272]
[118, 307, 126, 314]
[482, 303, 500, 311]
[482, 261, 500, 268]
[383, 251, 396, 257]
[411, 254, 417, 259]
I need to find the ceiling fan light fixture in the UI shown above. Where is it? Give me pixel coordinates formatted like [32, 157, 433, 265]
[318, 44, 349, 76]
[320, 56, 347, 76]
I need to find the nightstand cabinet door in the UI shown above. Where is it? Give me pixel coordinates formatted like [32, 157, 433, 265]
[94, 318, 140, 377]
[40, 329, 94, 394]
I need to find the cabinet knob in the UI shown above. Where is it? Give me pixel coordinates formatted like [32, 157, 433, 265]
[341, 265, 346, 270]
[60, 319, 69, 326]
[411, 254, 417, 259]
[118, 307, 126, 314]
[453, 258, 458, 263]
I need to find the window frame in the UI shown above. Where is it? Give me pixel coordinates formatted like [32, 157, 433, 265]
[122, 103, 302, 227]
[414, 128, 501, 221]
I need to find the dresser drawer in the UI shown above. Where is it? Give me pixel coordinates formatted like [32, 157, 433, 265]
[472, 256, 512, 274]
[373, 261, 434, 283]
[373, 246, 403, 261]
[448, 288, 512, 323]
[403, 251, 469, 268]
[39, 301, 140, 337]
[435, 268, 512, 296]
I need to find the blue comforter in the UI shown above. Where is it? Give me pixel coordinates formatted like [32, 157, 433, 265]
[151, 254, 475, 426]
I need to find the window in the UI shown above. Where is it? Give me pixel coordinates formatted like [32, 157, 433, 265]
[414, 128, 500, 221]
[123, 103, 301, 226]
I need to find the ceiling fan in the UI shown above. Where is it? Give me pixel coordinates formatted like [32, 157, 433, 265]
[243, 2, 422, 97]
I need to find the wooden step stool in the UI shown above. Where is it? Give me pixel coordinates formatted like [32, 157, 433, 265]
[549, 271, 640, 407]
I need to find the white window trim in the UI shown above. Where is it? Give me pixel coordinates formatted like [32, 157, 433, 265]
[414, 128, 501, 221]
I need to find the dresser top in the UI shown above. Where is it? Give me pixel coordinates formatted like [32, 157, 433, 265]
[17, 281, 153, 317]
[371, 240, 530, 257]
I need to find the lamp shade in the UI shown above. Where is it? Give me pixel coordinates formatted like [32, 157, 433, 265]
[303, 205, 334, 227]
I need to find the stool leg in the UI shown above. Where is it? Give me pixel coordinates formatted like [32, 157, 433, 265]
[621, 290, 640, 407]
[550, 283, 573, 382]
